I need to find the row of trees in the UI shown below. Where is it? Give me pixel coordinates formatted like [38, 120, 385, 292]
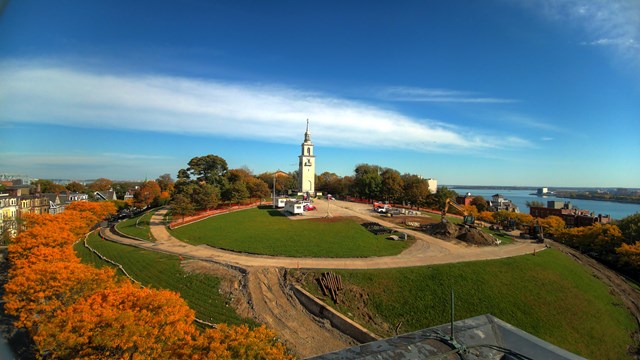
[554, 213, 640, 280]
[315, 164, 459, 211]
[171, 155, 271, 219]
[3, 202, 291, 358]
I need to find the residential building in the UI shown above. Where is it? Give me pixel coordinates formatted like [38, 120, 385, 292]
[43, 193, 64, 214]
[488, 194, 519, 213]
[94, 190, 117, 201]
[0, 193, 19, 238]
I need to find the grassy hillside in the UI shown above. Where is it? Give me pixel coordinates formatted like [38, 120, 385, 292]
[170, 206, 411, 257]
[115, 210, 156, 241]
[74, 232, 248, 326]
[299, 249, 637, 359]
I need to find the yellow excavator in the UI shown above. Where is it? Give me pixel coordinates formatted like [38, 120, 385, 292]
[442, 198, 476, 226]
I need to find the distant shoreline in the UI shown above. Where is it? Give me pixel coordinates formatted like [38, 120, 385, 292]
[553, 194, 640, 205]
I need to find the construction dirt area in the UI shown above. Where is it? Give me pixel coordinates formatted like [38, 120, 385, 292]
[182, 260, 355, 357]
[98, 201, 640, 358]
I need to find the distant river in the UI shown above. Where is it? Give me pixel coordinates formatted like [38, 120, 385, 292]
[451, 188, 640, 220]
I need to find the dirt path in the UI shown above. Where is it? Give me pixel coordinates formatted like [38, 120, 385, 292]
[101, 203, 546, 270]
[246, 267, 355, 358]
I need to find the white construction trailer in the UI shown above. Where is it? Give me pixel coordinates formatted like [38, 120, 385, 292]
[284, 200, 304, 215]
[274, 197, 294, 208]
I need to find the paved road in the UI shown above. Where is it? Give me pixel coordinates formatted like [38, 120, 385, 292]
[102, 200, 546, 270]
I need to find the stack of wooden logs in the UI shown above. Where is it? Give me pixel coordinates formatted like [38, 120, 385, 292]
[318, 271, 343, 304]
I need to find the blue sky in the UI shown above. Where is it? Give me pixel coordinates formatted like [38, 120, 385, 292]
[0, 0, 639, 187]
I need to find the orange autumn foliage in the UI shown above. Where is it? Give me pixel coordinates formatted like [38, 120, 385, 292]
[66, 201, 117, 221]
[191, 324, 293, 360]
[10, 246, 79, 271]
[8, 225, 78, 262]
[5, 201, 292, 358]
[4, 261, 116, 331]
[36, 283, 197, 359]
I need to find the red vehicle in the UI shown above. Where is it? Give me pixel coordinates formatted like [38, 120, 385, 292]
[304, 204, 317, 211]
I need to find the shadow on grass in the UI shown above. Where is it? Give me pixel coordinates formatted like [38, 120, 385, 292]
[257, 205, 286, 217]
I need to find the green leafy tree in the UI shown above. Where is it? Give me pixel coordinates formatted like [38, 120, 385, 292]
[470, 196, 488, 212]
[65, 181, 86, 193]
[182, 155, 228, 186]
[156, 173, 174, 192]
[88, 178, 113, 192]
[381, 168, 403, 203]
[171, 194, 195, 222]
[401, 174, 429, 208]
[112, 182, 140, 200]
[353, 164, 382, 200]
[222, 181, 249, 204]
[33, 179, 66, 193]
[426, 186, 458, 210]
[616, 212, 640, 244]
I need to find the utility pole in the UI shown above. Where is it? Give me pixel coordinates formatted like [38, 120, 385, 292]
[272, 173, 276, 209]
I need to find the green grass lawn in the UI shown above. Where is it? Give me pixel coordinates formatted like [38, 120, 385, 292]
[74, 232, 248, 326]
[115, 210, 156, 241]
[170, 206, 412, 257]
[298, 249, 637, 359]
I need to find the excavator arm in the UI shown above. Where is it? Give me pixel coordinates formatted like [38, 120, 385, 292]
[442, 198, 475, 225]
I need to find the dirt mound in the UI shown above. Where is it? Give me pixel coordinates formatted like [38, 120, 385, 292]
[424, 221, 460, 238]
[456, 229, 498, 246]
[424, 222, 498, 246]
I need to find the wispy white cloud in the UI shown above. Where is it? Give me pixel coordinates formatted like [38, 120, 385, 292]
[541, 137, 554, 141]
[0, 61, 531, 155]
[582, 38, 639, 48]
[377, 86, 519, 103]
[524, 0, 640, 67]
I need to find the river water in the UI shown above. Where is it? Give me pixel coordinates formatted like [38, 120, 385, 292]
[450, 188, 640, 220]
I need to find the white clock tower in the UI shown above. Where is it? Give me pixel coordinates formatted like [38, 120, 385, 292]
[299, 119, 316, 195]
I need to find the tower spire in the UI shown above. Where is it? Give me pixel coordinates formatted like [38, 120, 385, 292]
[304, 118, 311, 143]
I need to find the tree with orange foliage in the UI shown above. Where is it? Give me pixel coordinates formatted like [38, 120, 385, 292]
[191, 324, 293, 360]
[617, 242, 640, 275]
[538, 215, 565, 237]
[66, 201, 117, 221]
[35, 283, 197, 359]
[134, 180, 162, 208]
[477, 211, 495, 223]
[4, 261, 116, 332]
[8, 225, 78, 262]
[462, 204, 479, 218]
[88, 177, 113, 192]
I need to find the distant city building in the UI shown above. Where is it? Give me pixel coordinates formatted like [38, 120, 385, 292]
[530, 201, 610, 227]
[426, 178, 438, 194]
[537, 187, 548, 195]
[488, 194, 519, 213]
[298, 120, 316, 195]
